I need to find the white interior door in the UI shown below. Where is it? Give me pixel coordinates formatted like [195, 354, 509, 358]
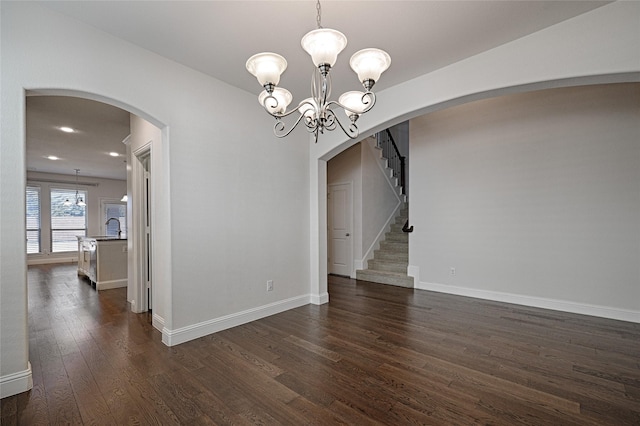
[328, 182, 353, 277]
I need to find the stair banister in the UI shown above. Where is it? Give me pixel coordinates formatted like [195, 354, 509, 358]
[376, 129, 406, 195]
[376, 129, 413, 232]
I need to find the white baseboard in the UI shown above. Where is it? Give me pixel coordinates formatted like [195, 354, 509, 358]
[0, 363, 33, 398]
[416, 281, 640, 323]
[95, 279, 127, 290]
[28, 256, 77, 265]
[407, 265, 420, 283]
[310, 292, 329, 305]
[152, 313, 165, 332]
[352, 261, 363, 279]
[161, 294, 311, 346]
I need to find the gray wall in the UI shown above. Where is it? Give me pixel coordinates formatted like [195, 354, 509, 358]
[409, 83, 640, 319]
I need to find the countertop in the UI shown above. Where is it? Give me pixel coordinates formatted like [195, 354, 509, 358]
[78, 236, 127, 241]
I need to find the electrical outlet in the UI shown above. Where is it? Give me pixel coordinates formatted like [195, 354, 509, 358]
[450, 267, 456, 276]
[267, 280, 274, 292]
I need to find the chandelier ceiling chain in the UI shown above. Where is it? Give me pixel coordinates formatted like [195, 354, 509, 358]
[316, 0, 322, 29]
[245, 0, 391, 143]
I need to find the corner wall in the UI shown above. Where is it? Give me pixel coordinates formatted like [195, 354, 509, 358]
[409, 84, 640, 321]
[1, 1, 311, 397]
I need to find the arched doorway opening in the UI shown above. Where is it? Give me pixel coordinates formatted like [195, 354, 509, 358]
[312, 73, 640, 304]
[24, 89, 168, 328]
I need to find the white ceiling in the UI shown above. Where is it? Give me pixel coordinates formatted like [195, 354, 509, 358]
[27, 96, 131, 181]
[27, 0, 610, 180]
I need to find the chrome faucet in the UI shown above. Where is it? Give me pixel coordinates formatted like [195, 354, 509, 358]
[105, 217, 122, 238]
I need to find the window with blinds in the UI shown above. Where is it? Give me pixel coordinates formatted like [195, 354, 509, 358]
[51, 188, 87, 252]
[104, 203, 126, 237]
[26, 186, 41, 254]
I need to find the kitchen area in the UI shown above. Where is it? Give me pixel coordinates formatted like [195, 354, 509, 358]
[78, 217, 128, 290]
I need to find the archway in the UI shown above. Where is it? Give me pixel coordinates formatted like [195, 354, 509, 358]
[311, 72, 640, 304]
[24, 88, 169, 328]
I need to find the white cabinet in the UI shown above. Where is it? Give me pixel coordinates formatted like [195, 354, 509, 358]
[78, 237, 127, 290]
[77, 238, 93, 278]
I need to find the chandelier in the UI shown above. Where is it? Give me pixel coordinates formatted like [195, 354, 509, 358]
[63, 169, 86, 207]
[246, 0, 391, 143]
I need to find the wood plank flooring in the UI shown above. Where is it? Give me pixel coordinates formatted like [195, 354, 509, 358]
[1, 263, 639, 424]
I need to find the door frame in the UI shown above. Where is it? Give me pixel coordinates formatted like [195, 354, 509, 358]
[129, 143, 152, 313]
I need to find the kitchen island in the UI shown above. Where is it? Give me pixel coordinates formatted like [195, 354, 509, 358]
[78, 236, 127, 290]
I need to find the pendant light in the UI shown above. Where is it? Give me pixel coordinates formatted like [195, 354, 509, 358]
[66, 169, 86, 207]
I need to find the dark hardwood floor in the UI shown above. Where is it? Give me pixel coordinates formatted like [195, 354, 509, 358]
[1, 264, 639, 425]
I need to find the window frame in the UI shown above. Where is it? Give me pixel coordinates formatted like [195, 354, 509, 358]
[101, 199, 127, 238]
[26, 185, 41, 254]
[50, 187, 88, 253]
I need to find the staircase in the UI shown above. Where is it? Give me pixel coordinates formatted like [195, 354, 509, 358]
[356, 203, 414, 288]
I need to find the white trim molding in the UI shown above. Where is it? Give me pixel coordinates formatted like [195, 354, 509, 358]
[95, 278, 128, 291]
[407, 265, 420, 285]
[96, 278, 129, 290]
[27, 256, 77, 266]
[152, 313, 165, 332]
[0, 363, 33, 398]
[161, 295, 312, 346]
[310, 292, 329, 305]
[416, 280, 640, 324]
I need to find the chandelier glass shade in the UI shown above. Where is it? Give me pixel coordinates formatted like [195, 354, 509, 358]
[245, 2, 391, 143]
[246, 52, 288, 87]
[301, 28, 347, 67]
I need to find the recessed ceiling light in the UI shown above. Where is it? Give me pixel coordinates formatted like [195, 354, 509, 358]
[59, 126, 75, 133]
[109, 152, 120, 157]
[46, 155, 59, 160]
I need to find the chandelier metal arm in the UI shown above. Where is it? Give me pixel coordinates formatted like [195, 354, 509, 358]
[261, 96, 316, 119]
[271, 98, 323, 140]
[272, 111, 308, 139]
[262, 99, 296, 119]
[328, 108, 359, 139]
[260, 90, 376, 141]
[325, 90, 376, 117]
